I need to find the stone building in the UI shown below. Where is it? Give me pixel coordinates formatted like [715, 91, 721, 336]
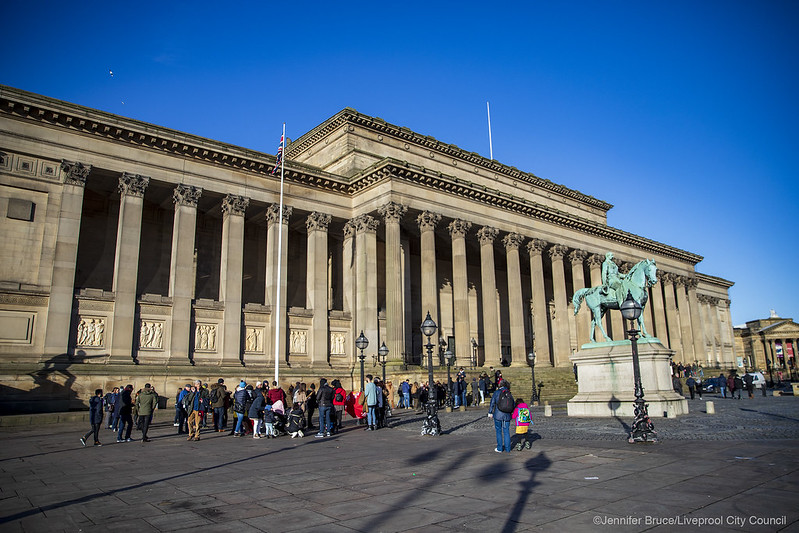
[734, 311, 799, 379]
[0, 85, 736, 409]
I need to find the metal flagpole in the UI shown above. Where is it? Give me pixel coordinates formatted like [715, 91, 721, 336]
[487, 101, 493, 160]
[274, 123, 286, 384]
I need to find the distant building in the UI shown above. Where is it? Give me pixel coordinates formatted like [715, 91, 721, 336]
[734, 311, 799, 377]
[0, 86, 736, 410]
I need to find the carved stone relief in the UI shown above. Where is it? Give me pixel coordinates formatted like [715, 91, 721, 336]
[245, 327, 264, 353]
[330, 332, 346, 355]
[290, 329, 307, 354]
[139, 321, 164, 349]
[194, 324, 217, 351]
[76, 317, 105, 347]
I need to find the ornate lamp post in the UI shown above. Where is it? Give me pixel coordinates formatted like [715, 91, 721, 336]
[527, 350, 538, 405]
[375, 342, 389, 384]
[355, 330, 369, 392]
[420, 311, 441, 435]
[444, 348, 454, 409]
[470, 338, 478, 368]
[620, 292, 657, 443]
[438, 336, 447, 366]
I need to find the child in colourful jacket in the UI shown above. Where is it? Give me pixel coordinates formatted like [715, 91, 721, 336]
[511, 398, 533, 451]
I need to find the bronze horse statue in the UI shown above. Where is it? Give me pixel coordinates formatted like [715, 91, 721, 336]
[572, 259, 658, 342]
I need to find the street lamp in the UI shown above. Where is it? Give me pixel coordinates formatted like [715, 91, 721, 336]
[356, 330, 369, 392]
[471, 338, 478, 368]
[420, 311, 441, 435]
[527, 350, 538, 405]
[438, 336, 447, 366]
[375, 342, 389, 384]
[620, 292, 657, 443]
[444, 348, 454, 409]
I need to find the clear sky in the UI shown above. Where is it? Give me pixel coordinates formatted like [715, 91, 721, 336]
[4, 1, 797, 326]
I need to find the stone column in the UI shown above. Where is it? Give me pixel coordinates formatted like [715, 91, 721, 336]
[503, 233, 526, 366]
[710, 297, 723, 366]
[417, 211, 441, 336]
[219, 194, 249, 365]
[675, 276, 696, 363]
[650, 272, 669, 344]
[697, 295, 713, 364]
[686, 278, 706, 366]
[306, 212, 331, 367]
[585, 253, 605, 342]
[44, 161, 91, 358]
[379, 202, 408, 363]
[355, 215, 379, 353]
[110, 173, 150, 361]
[168, 183, 201, 363]
[568, 250, 589, 348]
[342, 220, 356, 365]
[720, 299, 736, 365]
[548, 244, 570, 367]
[265, 204, 292, 364]
[527, 239, 550, 365]
[448, 219, 472, 363]
[478, 226, 500, 366]
[661, 273, 683, 358]
[608, 260, 627, 341]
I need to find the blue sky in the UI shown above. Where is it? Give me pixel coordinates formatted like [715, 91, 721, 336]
[4, 1, 797, 326]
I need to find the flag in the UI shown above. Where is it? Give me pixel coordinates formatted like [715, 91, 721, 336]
[271, 134, 284, 175]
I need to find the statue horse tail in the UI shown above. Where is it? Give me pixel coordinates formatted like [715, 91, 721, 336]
[573, 288, 590, 315]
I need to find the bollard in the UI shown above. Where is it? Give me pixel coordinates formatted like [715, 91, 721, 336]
[544, 404, 552, 417]
[706, 401, 715, 414]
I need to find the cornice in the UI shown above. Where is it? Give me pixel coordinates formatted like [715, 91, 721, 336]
[0, 85, 351, 196]
[286, 108, 613, 213]
[355, 159, 703, 265]
[696, 272, 735, 289]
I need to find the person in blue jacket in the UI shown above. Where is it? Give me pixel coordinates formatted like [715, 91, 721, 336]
[488, 380, 513, 453]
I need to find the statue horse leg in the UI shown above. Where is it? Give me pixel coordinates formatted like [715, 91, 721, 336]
[590, 301, 612, 342]
[637, 314, 650, 338]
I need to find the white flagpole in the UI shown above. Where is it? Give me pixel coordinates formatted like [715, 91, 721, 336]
[487, 101, 493, 160]
[274, 123, 286, 384]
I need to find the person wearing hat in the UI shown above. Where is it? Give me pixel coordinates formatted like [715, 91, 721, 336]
[209, 378, 227, 432]
[185, 380, 209, 441]
[176, 383, 191, 434]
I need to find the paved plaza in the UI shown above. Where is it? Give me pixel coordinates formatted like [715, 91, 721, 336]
[1, 395, 798, 532]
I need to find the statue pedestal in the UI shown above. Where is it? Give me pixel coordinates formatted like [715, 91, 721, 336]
[567, 339, 688, 417]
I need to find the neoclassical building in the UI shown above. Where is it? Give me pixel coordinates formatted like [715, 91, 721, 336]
[734, 311, 799, 376]
[0, 85, 737, 404]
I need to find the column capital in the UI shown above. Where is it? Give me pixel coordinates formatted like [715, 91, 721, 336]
[416, 211, 441, 232]
[619, 261, 634, 274]
[353, 214, 379, 234]
[60, 160, 91, 186]
[586, 253, 604, 268]
[698, 294, 712, 305]
[661, 272, 678, 285]
[686, 276, 699, 290]
[266, 203, 293, 225]
[568, 249, 588, 265]
[477, 226, 499, 245]
[306, 212, 332, 232]
[171, 183, 201, 206]
[378, 201, 407, 223]
[674, 274, 691, 287]
[448, 219, 472, 238]
[221, 194, 249, 216]
[547, 244, 568, 261]
[120, 173, 151, 198]
[343, 219, 357, 239]
[502, 233, 524, 251]
[526, 238, 548, 256]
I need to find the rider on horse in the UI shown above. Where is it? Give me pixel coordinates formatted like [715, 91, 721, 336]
[600, 252, 625, 307]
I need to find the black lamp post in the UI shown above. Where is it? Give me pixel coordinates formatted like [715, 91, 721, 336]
[375, 342, 389, 384]
[356, 330, 369, 392]
[445, 348, 454, 409]
[439, 336, 447, 366]
[421, 311, 441, 435]
[527, 350, 538, 405]
[620, 292, 657, 443]
[471, 338, 478, 368]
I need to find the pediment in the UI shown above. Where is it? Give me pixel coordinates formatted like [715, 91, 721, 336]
[759, 320, 799, 336]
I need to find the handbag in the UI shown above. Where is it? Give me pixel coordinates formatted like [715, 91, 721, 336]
[358, 391, 367, 406]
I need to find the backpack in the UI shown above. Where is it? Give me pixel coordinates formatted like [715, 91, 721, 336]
[334, 390, 344, 403]
[496, 388, 515, 413]
[209, 387, 219, 404]
[516, 407, 531, 424]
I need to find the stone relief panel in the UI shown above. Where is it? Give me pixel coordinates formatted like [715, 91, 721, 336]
[76, 317, 105, 347]
[330, 332, 346, 356]
[194, 324, 217, 352]
[245, 327, 264, 353]
[138, 321, 164, 350]
[290, 329, 307, 354]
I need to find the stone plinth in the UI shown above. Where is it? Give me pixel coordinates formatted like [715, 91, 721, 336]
[567, 338, 688, 417]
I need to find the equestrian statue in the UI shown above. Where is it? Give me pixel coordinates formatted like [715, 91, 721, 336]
[572, 253, 658, 343]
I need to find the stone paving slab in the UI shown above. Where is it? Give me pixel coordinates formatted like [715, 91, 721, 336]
[0, 401, 797, 533]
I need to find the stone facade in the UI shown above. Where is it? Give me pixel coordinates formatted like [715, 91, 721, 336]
[734, 312, 799, 380]
[0, 86, 737, 410]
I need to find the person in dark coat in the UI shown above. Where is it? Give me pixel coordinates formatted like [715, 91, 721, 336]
[116, 385, 134, 442]
[249, 388, 266, 438]
[135, 384, 158, 442]
[685, 376, 696, 400]
[81, 389, 105, 446]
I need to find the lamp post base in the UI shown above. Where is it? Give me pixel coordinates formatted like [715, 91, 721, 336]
[628, 399, 658, 443]
[421, 401, 441, 436]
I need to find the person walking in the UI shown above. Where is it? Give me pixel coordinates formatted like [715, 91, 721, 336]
[135, 383, 158, 442]
[116, 385, 135, 442]
[511, 398, 533, 451]
[733, 374, 744, 400]
[104, 387, 118, 430]
[80, 388, 105, 447]
[478, 375, 487, 405]
[743, 373, 755, 399]
[718, 373, 727, 398]
[685, 376, 696, 400]
[488, 379, 514, 453]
